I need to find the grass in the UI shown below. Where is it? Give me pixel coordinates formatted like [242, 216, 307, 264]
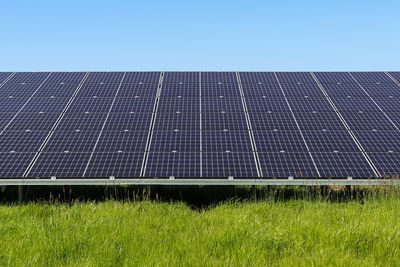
[1, 187, 400, 266]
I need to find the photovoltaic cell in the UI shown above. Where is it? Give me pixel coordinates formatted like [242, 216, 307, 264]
[154, 113, 200, 131]
[330, 97, 381, 113]
[76, 83, 119, 98]
[349, 72, 394, 83]
[27, 152, 91, 178]
[302, 130, 359, 152]
[258, 152, 318, 178]
[45, 72, 86, 83]
[249, 112, 298, 131]
[84, 152, 144, 177]
[275, 72, 316, 83]
[34, 83, 80, 98]
[163, 72, 199, 83]
[67, 98, 114, 113]
[369, 153, 400, 177]
[295, 112, 347, 131]
[314, 72, 355, 83]
[287, 97, 334, 112]
[0, 83, 43, 97]
[202, 131, 253, 152]
[145, 152, 201, 177]
[111, 98, 155, 113]
[374, 98, 400, 113]
[8, 72, 51, 83]
[56, 113, 108, 131]
[158, 97, 200, 113]
[0, 131, 49, 152]
[95, 131, 148, 152]
[245, 97, 290, 113]
[253, 131, 308, 152]
[202, 113, 248, 131]
[85, 72, 124, 83]
[123, 72, 160, 83]
[202, 152, 258, 178]
[353, 131, 400, 152]
[201, 98, 244, 113]
[0, 152, 35, 177]
[312, 152, 376, 178]
[104, 113, 153, 131]
[241, 83, 283, 97]
[388, 72, 400, 82]
[280, 82, 325, 97]
[358, 82, 400, 97]
[201, 72, 237, 83]
[0, 98, 29, 112]
[0, 72, 13, 83]
[239, 72, 277, 83]
[161, 83, 199, 97]
[320, 83, 367, 97]
[117, 83, 158, 97]
[341, 112, 398, 131]
[5, 113, 60, 131]
[43, 131, 100, 152]
[150, 131, 200, 152]
[21, 98, 70, 113]
[0, 113, 15, 129]
[201, 83, 240, 97]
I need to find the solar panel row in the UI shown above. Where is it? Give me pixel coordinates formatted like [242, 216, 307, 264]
[0, 72, 400, 179]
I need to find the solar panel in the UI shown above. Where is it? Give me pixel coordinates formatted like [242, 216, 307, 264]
[389, 72, 400, 82]
[1, 71, 400, 183]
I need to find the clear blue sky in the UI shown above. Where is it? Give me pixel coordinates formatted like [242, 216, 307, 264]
[1, 1, 399, 71]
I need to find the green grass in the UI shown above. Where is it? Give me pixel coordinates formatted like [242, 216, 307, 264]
[1, 190, 400, 266]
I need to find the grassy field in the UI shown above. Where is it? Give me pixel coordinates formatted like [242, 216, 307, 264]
[1, 187, 400, 266]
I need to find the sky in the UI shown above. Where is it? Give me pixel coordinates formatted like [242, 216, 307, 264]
[0, 0, 399, 71]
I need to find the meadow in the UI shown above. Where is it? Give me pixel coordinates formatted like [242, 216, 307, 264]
[1, 186, 400, 266]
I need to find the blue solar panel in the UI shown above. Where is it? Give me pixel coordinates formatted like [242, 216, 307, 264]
[2, 71, 400, 180]
[21, 98, 70, 113]
[111, 98, 155, 113]
[42, 131, 99, 152]
[202, 131, 253, 152]
[369, 152, 400, 177]
[5, 113, 60, 131]
[353, 131, 400, 152]
[84, 152, 143, 177]
[201, 72, 237, 83]
[341, 112, 398, 131]
[0, 72, 13, 83]
[35, 83, 80, 97]
[8, 72, 51, 83]
[275, 72, 316, 83]
[202, 113, 248, 131]
[150, 131, 200, 152]
[201, 83, 240, 97]
[0, 98, 28, 112]
[295, 112, 347, 131]
[163, 72, 199, 83]
[95, 131, 148, 152]
[158, 97, 200, 113]
[241, 83, 283, 97]
[0, 152, 35, 177]
[76, 83, 119, 98]
[239, 72, 277, 84]
[312, 152, 376, 178]
[330, 97, 381, 112]
[349, 72, 394, 83]
[201, 98, 243, 113]
[67, 98, 114, 113]
[45, 72, 86, 83]
[85, 72, 124, 83]
[202, 152, 258, 178]
[280, 82, 325, 97]
[123, 72, 160, 83]
[258, 152, 318, 178]
[313, 72, 355, 83]
[302, 130, 360, 152]
[0, 131, 48, 152]
[253, 130, 308, 152]
[145, 152, 201, 177]
[104, 113, 153, 131]
[287, 97, 334, 112]
[161, 83, 199, 97]
[118, 83, 158, 97]
[245, 97, 290, 113]
[154, 113, 200, 131]
[249, 112, 298, 131]
[27, 152, 91, 178]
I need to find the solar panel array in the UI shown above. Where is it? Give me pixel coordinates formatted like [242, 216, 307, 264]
[1, 71, 400, 180]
